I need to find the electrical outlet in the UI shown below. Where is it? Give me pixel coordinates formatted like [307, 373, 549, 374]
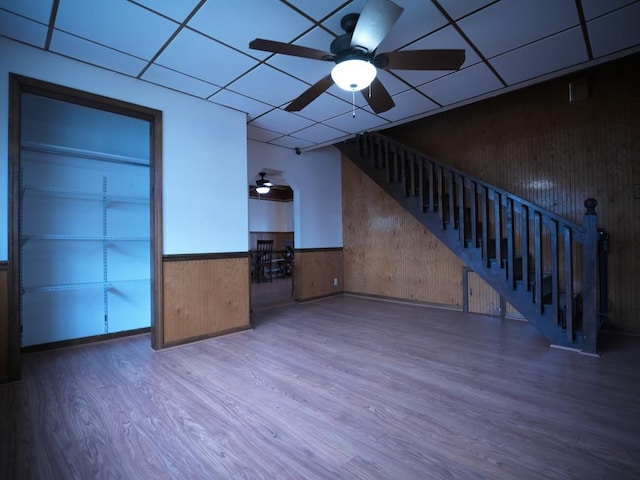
[333, 277, 338, 286]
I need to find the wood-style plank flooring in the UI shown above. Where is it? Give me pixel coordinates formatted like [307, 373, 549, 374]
[1, 295, 639, 479]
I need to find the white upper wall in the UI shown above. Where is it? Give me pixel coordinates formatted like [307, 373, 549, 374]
[248, 140, 343, 249]
[0, 37, 248, 257]
[249, 199, 293, 232]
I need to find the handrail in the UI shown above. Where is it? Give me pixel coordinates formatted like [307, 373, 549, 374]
[360, 132, 585, 233]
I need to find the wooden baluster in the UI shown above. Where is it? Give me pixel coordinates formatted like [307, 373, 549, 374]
[581, 198, 599, 355]
[447, 170, 455, 230]
[481, 186, 489, 267]
[428, 161, 435, 213]
[550, 219, 559, 325]
[534, 210, 543, 314]
[417, 157, 425, 211]
[457, 175, 466, 245]
[521, 204, 530, 291]
[385, 140, 392, 182]
[437, 166, 444, 224]
[506, 197, 515, 288]
[470, 181, 478, 248]
[564, 226, 574, 342]
[494, 191, 502, 268]
[408, 152, 416, 198]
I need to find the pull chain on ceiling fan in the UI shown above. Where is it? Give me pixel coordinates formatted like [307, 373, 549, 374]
[249, 0, 465, 114]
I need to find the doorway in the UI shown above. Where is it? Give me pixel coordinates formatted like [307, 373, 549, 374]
[7, 75, 163, 378]
[248, 169, 294, 310]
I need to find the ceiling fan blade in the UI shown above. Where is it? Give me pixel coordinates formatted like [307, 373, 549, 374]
[285, 75, 334, 112]
[361, 77, 395, 114]
[375, 49, 465, 70]
[350, 0, 404, 53]
[249, 38, 333, 61]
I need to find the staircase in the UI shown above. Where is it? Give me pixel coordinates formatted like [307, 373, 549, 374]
[337, 132, 602, 355]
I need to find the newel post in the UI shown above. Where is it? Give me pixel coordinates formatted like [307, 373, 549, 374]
[581, 198, 599, 355]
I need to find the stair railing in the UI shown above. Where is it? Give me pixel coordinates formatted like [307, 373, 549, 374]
[357, 132, 601, 354]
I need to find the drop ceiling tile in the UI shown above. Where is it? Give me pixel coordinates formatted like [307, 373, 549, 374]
[130, 0, 203, 22]
[290, 122, 348, 144]
[0, 10, 47, 48]
[375, 88, 439, 122]
[323, 109, 389, 134]
[376, 1, 448, 52]
[437, 0, 497, 21]
[208, 89, 273, 120]
[392, 25, 481, 86]
[156, 28, 258, 87]
[269, 135, 315, 150]
[458, 0, 580, 58]
[588, 2, 640, 58]
[492, 27, 588, 85]
[188, 0, 314, 59]
[291, 91, 352, 122]
[0, 0, 53, 23]
[55, 0, 178, 60]
[227, 64, 309, 107]
[247, 125, 282, 142]
[286, 0, 346, 22]
[50, 30, 148, 76]
[418, 62, 502, 106]
[142, 64, 219, 98]
[581, 0, 637, 20]
[249, 108, 315, 135]
[265, 28, 335, 84]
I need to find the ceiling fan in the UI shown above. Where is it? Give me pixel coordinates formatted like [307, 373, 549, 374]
[255, 172, 273, 194]
[249, 0, 465, 114]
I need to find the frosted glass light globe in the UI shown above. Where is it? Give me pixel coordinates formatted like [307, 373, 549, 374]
[331, 59, 376, 91]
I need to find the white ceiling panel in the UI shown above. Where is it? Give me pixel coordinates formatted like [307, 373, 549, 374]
[376, 1, 447, 52]
[491, 27, 588, 86]
[2, 0, 638, 150]
[437, 0, 496, 21]
[291, 123, 349, 144]
[0, 10, 47, 48]
[142, 64, 219, 99]
[227, 64, 309, 107]
[209, 89, 273, 120]
[324, 108, 389, 134]
[55, 0, 178, 60]
[50, 30, 148, 76]
[247, 125, 282, 142]
[157, 28, 256, 87]
[419, 62, 502, 106]
[188, 0, 314, 58]
[0, 0, 53, 23]
[269, 135, 315, 150]
[588, 2, 640, 58]
[249, 108, 315, 136]
[131, 0, 202, 23]
[458, 0, 580, 58]
[581, 0, 637, 20]
[377, 89, 439, 122]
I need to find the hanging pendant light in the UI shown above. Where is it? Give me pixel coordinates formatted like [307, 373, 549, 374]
[255, 172, 272, 194]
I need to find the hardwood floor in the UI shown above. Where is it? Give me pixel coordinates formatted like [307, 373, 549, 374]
[251, 275, 293, 310]
[1, 295, 639, 479]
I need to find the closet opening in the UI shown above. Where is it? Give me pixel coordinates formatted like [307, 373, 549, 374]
[7, 75, 163, 379]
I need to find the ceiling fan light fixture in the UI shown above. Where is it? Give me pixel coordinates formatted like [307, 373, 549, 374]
[256, 185, 270, 194]
[255, 172, 272, 194]
[331, 59, 376, 91]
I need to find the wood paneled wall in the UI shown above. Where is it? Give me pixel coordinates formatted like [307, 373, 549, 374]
[342, 158, 464, 307]
[293, 249, 343, 301]
[162, 256, 250, 346]
[383, 54, 639, 332]
[0, 267, 7, 381]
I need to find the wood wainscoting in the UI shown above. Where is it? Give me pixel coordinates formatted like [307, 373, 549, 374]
[162, 254, 250, 347]
[293, 248, 343, 301]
